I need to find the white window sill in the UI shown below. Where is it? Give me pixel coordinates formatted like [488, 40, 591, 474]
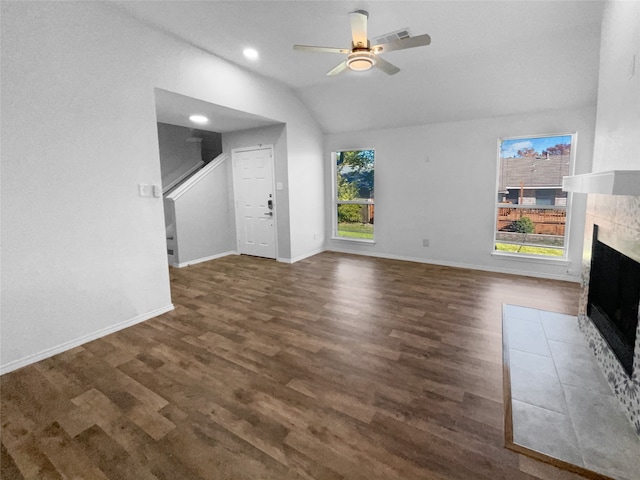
[331, 236, 376, 245]
[491, 251, 570, 266]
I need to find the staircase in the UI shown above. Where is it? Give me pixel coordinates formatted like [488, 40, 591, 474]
[163, 153, 231, 267]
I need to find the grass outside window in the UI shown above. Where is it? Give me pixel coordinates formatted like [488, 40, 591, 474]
[495, 243, 564, 257]
[337, 222, 374, 240]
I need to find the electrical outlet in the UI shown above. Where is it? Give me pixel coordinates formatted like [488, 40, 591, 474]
[422, 238, 430, 247]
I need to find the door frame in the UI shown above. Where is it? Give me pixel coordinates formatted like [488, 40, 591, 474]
[231, 144, 278, 259]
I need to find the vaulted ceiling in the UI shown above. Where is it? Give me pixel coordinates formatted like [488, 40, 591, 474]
[114, 1, 605, 134]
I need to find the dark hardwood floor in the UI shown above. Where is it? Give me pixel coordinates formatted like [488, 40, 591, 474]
[1, 252, 584, 479]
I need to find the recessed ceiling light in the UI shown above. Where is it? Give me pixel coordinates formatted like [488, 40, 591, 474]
[243, 48, 259, 60]
[189, 115, 208, 125]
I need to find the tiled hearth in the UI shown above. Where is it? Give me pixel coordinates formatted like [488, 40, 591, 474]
[503, 305, 640, 480]
[579, 194, 640, 435]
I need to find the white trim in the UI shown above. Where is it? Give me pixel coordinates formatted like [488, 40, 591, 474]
[326, 247, 579, 283]
[493, 132, 577, 262]
[331, 149, 376, 245]
[562, 170, 640, 195]
[279, 247, 325, 264]
[162, 161, 204, 194]
[166, 153, 228, 201]
[491, 251, 570, 266]
[0, 304, 175, 376]
[172, 251, 239, 268]
[330, 236, 375, 244]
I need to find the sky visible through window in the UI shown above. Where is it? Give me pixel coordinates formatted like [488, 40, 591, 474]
[500, 135, 572, 158]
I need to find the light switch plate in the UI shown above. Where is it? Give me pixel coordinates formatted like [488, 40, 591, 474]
[138, 184, 152, 197]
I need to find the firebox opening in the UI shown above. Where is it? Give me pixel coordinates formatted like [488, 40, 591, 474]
[587, 225, 640, 377]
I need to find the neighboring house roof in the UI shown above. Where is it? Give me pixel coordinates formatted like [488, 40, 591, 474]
[498, 154, 571, 190]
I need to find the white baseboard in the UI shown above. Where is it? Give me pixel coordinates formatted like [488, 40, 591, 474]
[0, 304, 175, 376]
[326, 247, 579, 283]
[172, 250, 238, 268]
[279, 247, 325, 264]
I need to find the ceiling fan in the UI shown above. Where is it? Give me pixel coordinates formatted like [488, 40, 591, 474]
[293, 10, 431, 76]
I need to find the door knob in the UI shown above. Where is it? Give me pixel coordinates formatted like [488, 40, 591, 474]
[264, 212, 273, 216]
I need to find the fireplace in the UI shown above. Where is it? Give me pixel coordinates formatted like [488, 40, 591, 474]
[577, 195, 640, 436]
[587, 225, 640, 377]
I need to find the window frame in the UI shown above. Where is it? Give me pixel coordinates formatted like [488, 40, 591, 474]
[331, 148, 376, 243]
[492, 132, 577, 261]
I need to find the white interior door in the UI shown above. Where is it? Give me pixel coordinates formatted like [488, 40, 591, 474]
[232, 146, 276, 259]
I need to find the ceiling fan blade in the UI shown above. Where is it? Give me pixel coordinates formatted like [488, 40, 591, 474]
[372, 33, 431, 54]
[374, 56, 400, 75]
[293, 45, 350, 54]
[349, 10, 369, 48]
[326, 61, 348, 76]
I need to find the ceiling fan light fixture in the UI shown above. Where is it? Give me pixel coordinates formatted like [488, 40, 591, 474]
[346, 51, 376, 71]
[293, 10, 430, 77]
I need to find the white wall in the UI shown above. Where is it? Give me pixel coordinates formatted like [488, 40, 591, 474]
[157, 122, 203, 188]
[592, 0, 640, 172]
[170, 158, 236, 266]
[579, 0, 640, 433]
[325, 107, 597, 281]
[223, 113, 324, 263]
[287, 122, 326, 262]
[0, 2, 324, 372]
[222, 124, 292, 260]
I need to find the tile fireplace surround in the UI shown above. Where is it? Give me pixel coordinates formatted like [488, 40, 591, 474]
[579, 193, 640, 435]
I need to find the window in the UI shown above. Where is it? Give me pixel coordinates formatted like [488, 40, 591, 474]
[333, 149, 374, 241]
[494, 133, 575, 258]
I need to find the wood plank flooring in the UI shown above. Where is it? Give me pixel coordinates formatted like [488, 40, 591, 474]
[1, 252, 585, 479]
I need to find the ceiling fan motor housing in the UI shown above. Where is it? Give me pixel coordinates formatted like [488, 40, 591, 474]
[346, 50, 376, 71]
[292, 10, 431, 76]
